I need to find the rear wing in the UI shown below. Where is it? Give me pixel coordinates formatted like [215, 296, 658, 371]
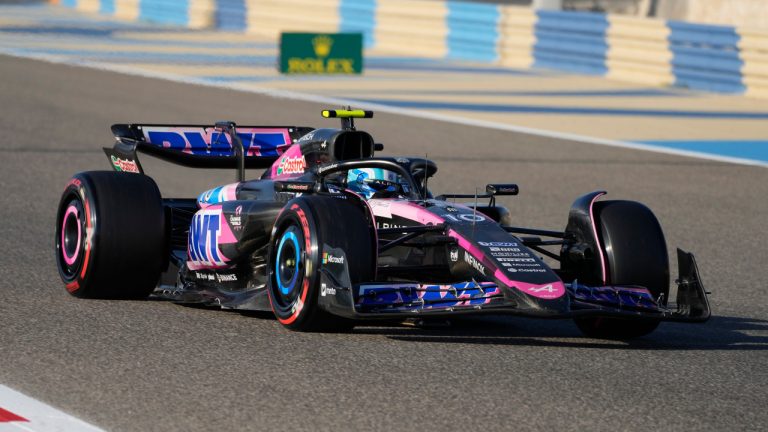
[105, 123, 314, 178]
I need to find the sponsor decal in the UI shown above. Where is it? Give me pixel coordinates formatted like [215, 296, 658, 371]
[320, 282, 337, 296]
[298, 130, 315, 142]
[479, 241, 518, 247]
[281, 33, 361, 74]
[445, 206, 458, 212]
[317, 163, 338, 174]
[516, 268, 547, 273]
[529, 284, 556, 293]
[195, 272, 216, 281]
[188, 210, 227, 267]
[276, 155, 306, 176]
[489, 246, 519, 251]
[490, 252, 529, 258]
[376, 222, 408, 229]
[284, 183, 312, 191]
[145, 128, 291, 157]
[496, 257, 536, 262]
[396, 157, 410, 164]
[464, 251, 485, 274]
[229, 205, 243, 228]
[216, 273, 238, 282]
[449, 248, 459, 262]
[110, 155, 140, 173]
[322, 252, 344, 265]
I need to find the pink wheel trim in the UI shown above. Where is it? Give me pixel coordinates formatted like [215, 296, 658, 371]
[61, 205, 81, 266]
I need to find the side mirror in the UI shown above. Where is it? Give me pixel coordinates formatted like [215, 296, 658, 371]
[486, 183, 519, 196]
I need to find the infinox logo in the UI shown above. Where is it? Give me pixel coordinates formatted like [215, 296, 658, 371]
[464, 251, 485, 274]
[276, 155, 306, 176]
[110, 155, 140, 173]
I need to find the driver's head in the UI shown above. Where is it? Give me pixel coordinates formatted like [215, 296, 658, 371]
[346, 168, 406, 199]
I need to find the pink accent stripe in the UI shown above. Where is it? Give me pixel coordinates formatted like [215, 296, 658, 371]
[447, 229, 565, 300]
[61, 205, 81, 266]
[387, 200, 445, 225]
[589, 192, 608, 284]
[493, 269, 565, 300]
[223, 183, 238, 201]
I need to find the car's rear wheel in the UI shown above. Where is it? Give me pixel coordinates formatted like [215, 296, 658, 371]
[574, 200, 669, 339]
[55, 171, 166, 299]
[268, 196, 374, 331]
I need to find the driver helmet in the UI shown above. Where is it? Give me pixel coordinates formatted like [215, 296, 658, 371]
[346, 168, 406, 199]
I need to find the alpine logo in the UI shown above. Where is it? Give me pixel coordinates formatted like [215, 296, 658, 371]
[276, 155, 306, 176]
[528, 284, 556, 293]
[110, 155, 140, 173]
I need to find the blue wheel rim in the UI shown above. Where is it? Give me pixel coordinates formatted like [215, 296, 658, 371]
[275, 229, 301, 296]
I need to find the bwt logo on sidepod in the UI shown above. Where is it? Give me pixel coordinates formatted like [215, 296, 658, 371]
[188, 210, 227, 267]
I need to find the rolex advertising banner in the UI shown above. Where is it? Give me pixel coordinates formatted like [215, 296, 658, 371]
[279, 32, 363, 74]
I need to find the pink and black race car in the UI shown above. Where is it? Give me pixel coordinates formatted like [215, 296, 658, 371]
[55, 110, 710, 338]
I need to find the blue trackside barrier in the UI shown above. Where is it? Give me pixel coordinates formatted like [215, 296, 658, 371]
[668, 21, 744, 93]
[51, 0, 764, 97]
[139, 0, 189, 27]
[534, 10, 609, 75]
[215, 0, 246, 31]
[100, 0, 115, 14]
[339, 0, 376, 48]
[446, 1, 499, 62]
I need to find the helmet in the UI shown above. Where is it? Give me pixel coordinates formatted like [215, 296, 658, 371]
[346, 168, 407, 199]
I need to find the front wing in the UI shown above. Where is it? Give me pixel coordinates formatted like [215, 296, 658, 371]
[319, 249, 710, 323]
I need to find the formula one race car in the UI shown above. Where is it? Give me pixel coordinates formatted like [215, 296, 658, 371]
[55, 109, 711, 338]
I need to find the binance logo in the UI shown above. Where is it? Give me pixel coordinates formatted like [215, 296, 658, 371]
[312, 35, 333, 58]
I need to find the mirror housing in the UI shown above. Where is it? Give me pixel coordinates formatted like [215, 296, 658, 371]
[486, 183, 519, 196]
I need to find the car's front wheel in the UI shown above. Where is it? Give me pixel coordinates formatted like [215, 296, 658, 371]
[573, 200, 669, 339]
[267, 195, 374, 331]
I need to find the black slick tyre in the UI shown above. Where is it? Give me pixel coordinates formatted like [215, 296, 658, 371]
[55, 171, 166, 299]
[267, 195, 374, 331]
[574, 200, 669, 339]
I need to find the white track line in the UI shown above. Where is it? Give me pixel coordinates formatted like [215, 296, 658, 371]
[0, 385, 104, 432]
[3, 48, 767, 169]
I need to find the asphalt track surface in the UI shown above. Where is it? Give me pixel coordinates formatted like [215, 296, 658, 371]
[1, 54, 767, 432]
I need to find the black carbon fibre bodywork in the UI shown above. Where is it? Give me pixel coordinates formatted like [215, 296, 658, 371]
[90, 116, 710, 331]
